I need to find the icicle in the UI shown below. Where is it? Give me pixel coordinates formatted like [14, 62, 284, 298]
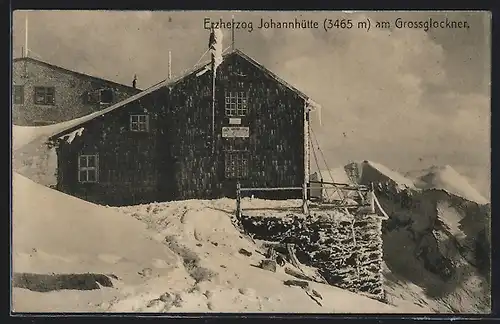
[373, 193, 390, 220]
[59, 127, 85, 144]
[196, 66, 210, 77]
[306, 98, 322, 126]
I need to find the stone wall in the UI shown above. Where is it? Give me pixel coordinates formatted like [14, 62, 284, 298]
[240, 210, 386, 301]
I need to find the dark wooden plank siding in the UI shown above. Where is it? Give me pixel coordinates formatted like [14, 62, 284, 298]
[56, 89, 168, 205]
[166, 53, 305, 200]
[56, 52, 306, 205]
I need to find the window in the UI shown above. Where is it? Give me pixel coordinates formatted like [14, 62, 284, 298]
[99, 88, 114, 104]
[34, 86, 55, 105]
[13, 85, 24, 104]
[225, 91, 248, 117]
[78, 154, 99, 183]
[130, 114, 149, 132]
[225, 150, 249, 179]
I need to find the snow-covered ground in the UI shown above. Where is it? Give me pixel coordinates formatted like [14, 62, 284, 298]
[12, 173, 427, 313]
[12, 173, 179, 312]
[11, 119, 490, 314]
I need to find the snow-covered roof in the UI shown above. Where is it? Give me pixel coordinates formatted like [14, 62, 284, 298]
[14, 56, 142, 92]
[48, 48, 320, 142]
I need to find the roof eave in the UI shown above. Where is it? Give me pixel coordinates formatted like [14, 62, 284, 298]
[47, 49, 320, 140]
[13, 56, 141, 91]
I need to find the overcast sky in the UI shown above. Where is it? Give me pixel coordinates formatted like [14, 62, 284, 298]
[12, 10, 491, 197]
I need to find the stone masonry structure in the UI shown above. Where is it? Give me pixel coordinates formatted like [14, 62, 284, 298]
[241, 210, 386, 301]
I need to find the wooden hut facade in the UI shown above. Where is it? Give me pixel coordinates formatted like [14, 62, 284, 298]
[48, 49, 319, 206]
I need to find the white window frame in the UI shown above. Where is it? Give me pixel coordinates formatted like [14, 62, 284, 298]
[130, 114, 149, 132]
[78, 154, 99, 183]
[225, 91, 248, 117]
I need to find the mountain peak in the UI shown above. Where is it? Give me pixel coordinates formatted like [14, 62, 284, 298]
[414, 164, 488, 205]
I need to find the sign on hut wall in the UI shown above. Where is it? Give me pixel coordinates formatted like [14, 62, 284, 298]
[222, 126, 249, 138]
[229, 118, 242, 125]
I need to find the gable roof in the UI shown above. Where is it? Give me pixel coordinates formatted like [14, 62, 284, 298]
[14, 56, 142, 92]
[48, 48, 319, 142]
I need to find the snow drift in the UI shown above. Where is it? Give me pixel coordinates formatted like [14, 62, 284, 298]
[12, 173, 422, 313]
[12, 172, 180, 312]
[12, 172, 178, 276]
[12, 118, 90, 187]
[12, 115, 88, 151]
[113, 199, 424, 313]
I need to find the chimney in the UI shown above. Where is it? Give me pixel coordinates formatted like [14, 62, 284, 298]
[132, 74, 137, 89]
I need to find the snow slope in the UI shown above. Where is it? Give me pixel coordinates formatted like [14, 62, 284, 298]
[11, 118, 86, 187]
[12, 173, 180, 312]
[12, 173, 423, 313]
[113, 199, 427, 313]
[12, 116, 87, 151]
[406, 165, 489, 205]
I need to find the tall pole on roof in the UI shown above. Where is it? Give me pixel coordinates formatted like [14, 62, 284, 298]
[168, 51, 172, 80]
[209, 26, 223, 155]
[231, 14, 235, 50]
[25, 11, 29, 57]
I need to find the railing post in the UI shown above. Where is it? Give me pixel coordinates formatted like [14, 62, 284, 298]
[302, 182, 309, 215]
[236, 181, 242, 221]
[370, 182, 375, 214]
[320, 178, 324, 203]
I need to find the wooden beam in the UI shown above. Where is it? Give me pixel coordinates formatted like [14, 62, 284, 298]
[240, 186, 303, 192]
[303, 100, 310, 195]
[236, 181, 242, 220]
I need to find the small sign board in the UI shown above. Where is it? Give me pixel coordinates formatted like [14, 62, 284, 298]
[222, 127, 249, 138]
[229, 118, 242, 125]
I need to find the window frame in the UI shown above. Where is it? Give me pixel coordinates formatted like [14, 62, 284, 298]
[130, 114, 150, 132]
[99, 88, 114, 104]
[224, 91, 248, 117]
[224, 150, 250, 179]
[13, 85, 24, 104]
[34, 86, 55, 106]
[78, 154, 99, 183]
